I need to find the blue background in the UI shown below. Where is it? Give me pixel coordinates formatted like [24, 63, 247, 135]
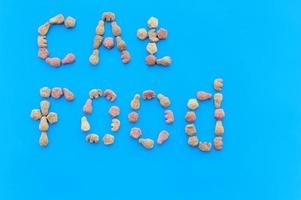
[0, 0, 300, 199]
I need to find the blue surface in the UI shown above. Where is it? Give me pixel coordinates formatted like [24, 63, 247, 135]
[0, 0, 301, 199]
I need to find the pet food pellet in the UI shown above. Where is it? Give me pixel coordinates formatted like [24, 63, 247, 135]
[38, 22, 51, 36]
[109, 106, 120, 117]
[81, 116, 90, 132]
[185, 124, 196, 136]
[214, 137, 223, 150]
[102, 12, 115, 22]
[116, 36, 126, 51]
[130, 127, 142, 139]
[103, 37, 114, 49]
[214, 93, 223, 108]
[145, 55, 157, 66]
[187, 99, 199, 110]
[102, 134, 115, 145]
[157, 28, 168, 40]
[157, 94, 170, 108]
[199, 142, 212, 152]
[111, 22, 121, 36]
[51, 87, 63, 99]
[96, 20, 105, 35]
[156, 56, 172, 66]
[164, 110, 174, 124]
[62, 53, 76, 64]
[104, 89, 117, 101]
[139, 138, 154, 149]
[142, 90, 155, 100]
[121, 50, 131, 64]
[128, 111, 139, 123]
[83, 99, 93, 114]
[89, 49, 99, 65]
[111, 118, 120, 132]
[146, 42, 157, 54]
[185, 111, 196, 123]
[214, 78, 223, 91]
[49, 14, 64, 24]
[147, 17, 158, 29]
[37, 35, 47, 47]
[214, 108, 225, 120]
[188, 136, 199, 147]
[39, 116, 49, 132]
[130, 94, 140, 110]
[93, 35, 103, 49]
[215, 120, 224, 135]
[197, 91, 212, 101]
[157, 130, 169, 144]
[40, 100, 50, 116]
[38, 48, 49, 59]
[40, 87, 51, 98]
[46, 112, 58, 124]
[148, 29, 159, 43]
[86, 133, 99, 144]
[64, 16, 76, 28]
[63, 88, 75, 101]
[89, 89, 102, 99]
[46, 57, 61, 67]
[39, 132, 49, 147]
[31, 109, 42, 120]
[137, 28, 148, 40]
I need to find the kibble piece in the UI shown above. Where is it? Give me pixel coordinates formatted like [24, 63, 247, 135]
[40, 100, 50, 116]
[62, 53, 76, 64]
[187, 99, 199, 110]
[39, 132, 49, 147]
[214, 137, 223, 150]
[199, 142, 212, 152]
[157, 130, 169, 144]
[157, 94, 170, 108]
[102, 12, 116, 22]
[214, 78, 223, 91]
[40, 87, 51, 98]
[139, 138, 154, 149]
[121, 50, 131, 64]
[188, 136, 199, 147]
[146, 42, 157, 54]
[145, 55, 157, 66]
[197, 91, 212, 101]
[130, 127, 142, 139]
[185, 111, 196, 123]
[148, 29, 159, 43]
[93, 35, 103, 49]
[111, 22, 121, 36]
[38, 22, 51, 36]
[81, 116, 90, 132]
[46, 57, 61, 67]
[147, 17, 158, 29]
[38, 48, 49, 59]
[37, 35, 47, 47]
[214, 108, 225, 120]
[63, 88, 75, 101]
[109, 106, 120, 117]
[104, 89, 117, 101]
[130, 94, 140, 110]
[64, 16, 76, 28]
[31, 109, 42, 120]
[164, 110, 174, 124]
[86, 133, 99, 144]
[116, 36, 126, 51]
[89, 49, 99, 65]
[51, 87, 63, 99]
[96, 20, 105, 35]
[49, 14, 65, 24]
[89, 89, 102, 99]
[83, 99, 93, 114]
[137, 28, 148, 40]
[214, 93, 223, 108]
[157, 28, 168, 40]
[46, 112, 58, 124]
[142, 90, 155, 100]
[111, 118, 120, 132]
[185, 124, 196, 136]
[128, 111, 139, 123]
[39, 116, 49, 132]
[156, 56, 172, 66]
[215, 120, 224, 135]
[103, 37, 114, 49]
[102, 134, 115, 145]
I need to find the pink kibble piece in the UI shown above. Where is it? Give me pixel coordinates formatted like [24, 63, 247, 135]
[83, 99, 93, 114]
[164, 110, 174, 124]
[145, 55, 157, 66]
[103, 37, 114, 49]
[128, 111, 139, 123]
[38, 48, 49, 59]
[109, 106, 120, 117]
[62, 53, 76, 64]
[63, 88, 75, 101]
[46, 57, 61, 67]
[185, 111, 196, 122]
[214, 108, 225, 120]
[130, 127, 142, 139]
[104, 89, 117, 102]
[157, 28, 168, 40]
[196, 91, 212, 101]
[157, 130, 169, 144]
[51, 87, 63, 99]
[121, 50, 131, 64]
[142, 90, 156, 100]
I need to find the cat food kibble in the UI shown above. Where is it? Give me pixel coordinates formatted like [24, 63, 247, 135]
[31, 109, 42, 120]
[111, 119, 120, 132]
[157, 130, 169, 144]
[116, 36, 126, 51]
[188, 136, 199, 147]
[89, 89, 102, 99]
[130, 94, 140, 110]
[102, 12, 116, 22]
[148, 29, 159, 43]
[96, 20, 105, 35]
[142, 90, 155, 100]
[46, 57, 61, 67]
[104, 89, 117, 101]
[83, 99, 93, 114]
[146, 42, 157, 54]
[214, 93, 223, 108]
[37, 35, 47, 47]
[109, 106, 120, 117]
[39, 132, 49, 147]
[62, 53, 76, 64]
[49, 14, 64, 24]
[147, 17, 158, 29]
[51, 87, 63, 99]
[102, 134, 115, 145]
[38, 22, 51, 36]
[121, 50, 131, 64]
[89, 49, 99, 65]
[81, 116, 90, 132]
[214, 137, 223, 150]
[164, 110, 174, 124]
[157, 94, 171, 108]
[40, 100, 50, 116]
[93, 35, 103, 49]
[103, 37, 114, 49]
[157, 28, 168, 40]
[137, 28, 148, 40]
[64, 16, 76, 28]
[214, 78, 223, 91]
[214, 108, 225, 120]
[215, 120, 224, 135]
[86, 133, 99, 144]
[63, 88, 75, 101]
[185, 124, 196, 136]
[198, 142, 212, 152]
[130, 128, 142, 139]
[111, 22, 121, 36]
[185, 111, 196, 123]
[40, 87, 51, 98]
[145, 55, 157, 65]
[46, 112, 58, 124]
[139, 138, 154, 149]
[39, 116, 49, 132]
[38, 48, 49, 59]
[156, 56, 172, 66]
[197, 91, 212, 101]
[128, 111, 139, 123]
[187, 99, 199, 110]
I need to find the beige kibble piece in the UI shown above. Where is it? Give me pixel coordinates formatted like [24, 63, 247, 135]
[116, 36, 126, 51]
[214, 78, 223, 91]
[157, 28, 168, 40]
[185, 124, 196, 136]
[147, 17, 158, 29]
[164, 110, 174, 124]
[215, 120, 224, 135]
[46, 57, 61, 67]
[139, 138, 154, 149]
[86, 133, 99, 144]
[128, 111, 139, 123]
[103, 37, 114, 49]
[31, 109, 42, 120]
[89, 49, 99, 65]
[51, 87, 63, 99]
[102, 12, 116, 22]
[214, 137, 223, 150]
[93, 35, 103, 49]
[40, 100, 50, 116]
[148, 29, 159, 43]
[38, 22, 50, 36]
[46, 112, 58, 124]
[142, 90, 155, 100]
[81, 116, 90, 132]
[145, 55, 157, 66]
[62, 53, 76, 65]
[40, 87, 51, 98]
[63, 88, 75, 101]
[111, 22, 122, 36]
[146, 42, 157, 54]
[83, 99, 93, 114]
[185, 111, 196, 123]
[130, 94, 140, 110]
[137, 28, 148, 40]
[156, 56, 172, 66]
[157, 130, 169, 144]
[121, 50, 131, 64]
[187, 99, 199, 110]
[39, 132, 49, 147]
[39, 116, 49, 132]
[38, 48, 49, 59]
[109, 106, 120, 117]
[188, 136, 199, 147]
[214, 108, 225, 120]
[49, 14, 64, 24]
[64, 16, 76, 28]
[96, 20, 105, 35]
[130, 127, 142, 139]
[214, 93, 223, 108]
[199, 142, 212, 152]
[111, 118, 120, 132]
[157, 94, 171, 108]
[102, 134, 115, 145]
[89, 89, 102, 99]
[197, 91, 212, 101]
[104, 89, 117, 101]
[37, 35, 47, 48]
